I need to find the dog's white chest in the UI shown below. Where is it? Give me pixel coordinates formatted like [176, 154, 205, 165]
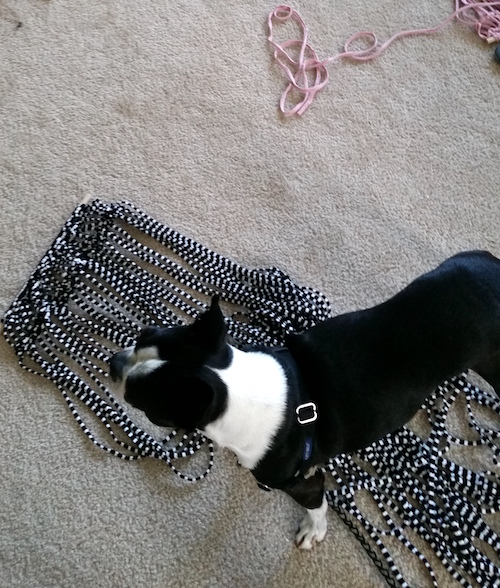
[204, 347, 288, 470]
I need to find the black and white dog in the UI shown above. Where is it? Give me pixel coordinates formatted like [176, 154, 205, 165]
[110, 251, 500, 549]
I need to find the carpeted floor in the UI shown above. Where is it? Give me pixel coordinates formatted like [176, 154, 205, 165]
[1, 1, 499, 586]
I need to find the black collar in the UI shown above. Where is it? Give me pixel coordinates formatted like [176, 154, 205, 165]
[272, 347, 318, 465]
[244, 344, 320, 492]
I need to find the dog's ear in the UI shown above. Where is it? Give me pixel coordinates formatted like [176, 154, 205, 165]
[168, 374, 216, 430]
[193, 295, 227, 352]
[166, 365, 227, 429]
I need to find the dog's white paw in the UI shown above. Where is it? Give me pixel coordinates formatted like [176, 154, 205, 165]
[295, 496, 328, 550]
[295, 515, 327, 550]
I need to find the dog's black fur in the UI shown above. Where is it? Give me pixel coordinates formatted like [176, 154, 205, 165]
[110, 251, 500, 542]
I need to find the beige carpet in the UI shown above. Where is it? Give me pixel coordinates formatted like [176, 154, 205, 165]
[1, 1, 499, 586]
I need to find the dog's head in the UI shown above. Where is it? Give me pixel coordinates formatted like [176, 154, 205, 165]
[109, 296, 230, 430]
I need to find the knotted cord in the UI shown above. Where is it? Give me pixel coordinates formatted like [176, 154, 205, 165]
[268, 2, 500, 116]
[3, 199, 499, 587]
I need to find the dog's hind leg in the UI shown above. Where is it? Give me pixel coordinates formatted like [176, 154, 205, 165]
[472, 350, 500, 395]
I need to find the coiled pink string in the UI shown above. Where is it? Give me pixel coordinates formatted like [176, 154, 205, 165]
[268, 2, 500, 116]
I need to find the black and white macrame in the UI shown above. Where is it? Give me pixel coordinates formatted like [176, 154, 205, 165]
[3, 199, 499, 588]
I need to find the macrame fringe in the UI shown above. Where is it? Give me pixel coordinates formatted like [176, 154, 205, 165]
[3, 199, 499, 587]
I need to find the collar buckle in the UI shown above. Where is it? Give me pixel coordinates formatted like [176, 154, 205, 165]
[296, 401, 318, 425]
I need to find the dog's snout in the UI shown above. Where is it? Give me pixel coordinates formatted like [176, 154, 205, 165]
[109, 349, 133, 382]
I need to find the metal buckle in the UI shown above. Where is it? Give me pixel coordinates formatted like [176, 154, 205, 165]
[296, 401, 318, 425]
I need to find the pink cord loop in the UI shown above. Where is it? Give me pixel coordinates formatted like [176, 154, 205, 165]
[267, 5, 329, 116]
[343, 32, 380, 59]
[268, 2, 500, 116]
[272, 4, 294, 22]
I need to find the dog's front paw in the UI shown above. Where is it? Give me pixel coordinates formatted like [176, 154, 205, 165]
[295, 513, 327, 549]
[295, 498, 328, 550]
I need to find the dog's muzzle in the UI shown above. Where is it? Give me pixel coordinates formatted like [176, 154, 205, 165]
[109, 348, 134, 382]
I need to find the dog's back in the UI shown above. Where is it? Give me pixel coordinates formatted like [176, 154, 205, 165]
[286, 250, 500, 457]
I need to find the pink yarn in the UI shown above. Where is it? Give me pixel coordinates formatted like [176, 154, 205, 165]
[457, 0, 500, 40]
[268, 2, 500, 116]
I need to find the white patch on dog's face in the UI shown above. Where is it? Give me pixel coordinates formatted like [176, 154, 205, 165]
[134, 345, 160, 362]
[127, 358, 166, 379]
[111, 345, 163, 398]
